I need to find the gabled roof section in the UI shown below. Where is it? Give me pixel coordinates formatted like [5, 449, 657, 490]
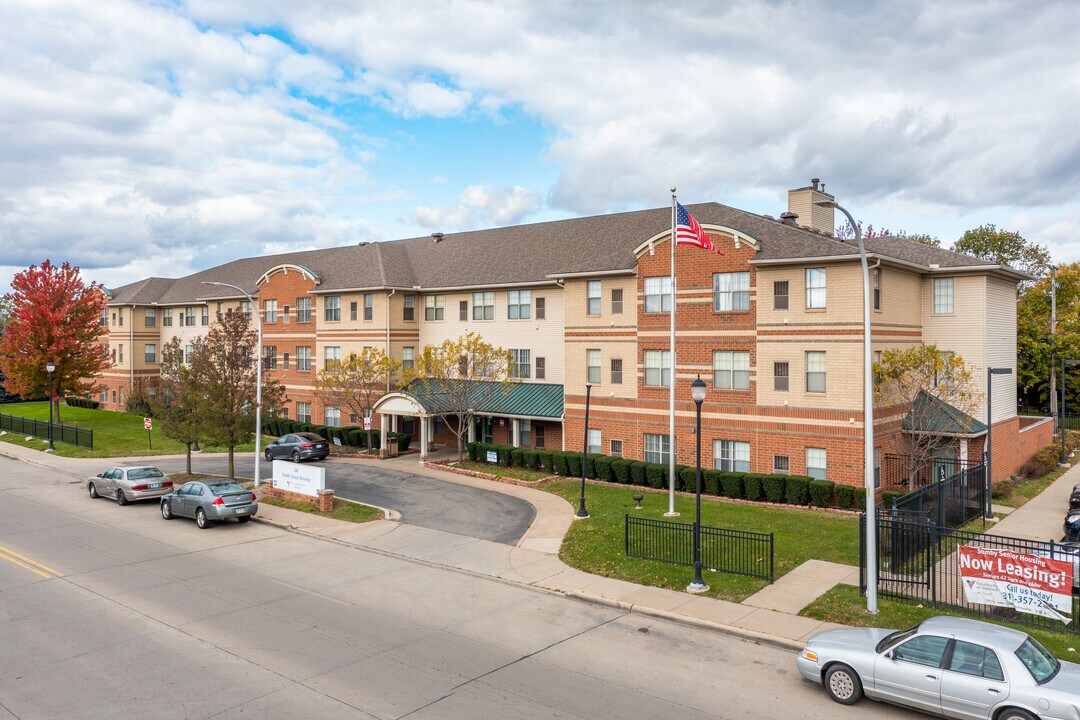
[387, 379, 564, 419]
[256, 263, 321, 287]
[902, 390, 987, 437]
[106, 277, 177, 305]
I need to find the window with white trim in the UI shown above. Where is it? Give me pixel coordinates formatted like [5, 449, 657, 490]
[144, 308, 156, 327]
[363, 293, 373, 321]
[806, 351, 826, 393]
[296, 297, 312, 322]
[933, 277, 954, 314]
[519, 420, 531, 445]
[163, 308, 173, 326]
[264, 300, 277, 323]
[644, 350, 671, 387]
[510, 349, 531, 378]
[714, 440, 750, 472]
[324, 295, 341, 321]
[713, 351, 750, 390]
[587, 349, 601, 384]
[713, 272, 750, 311]
[473, 291, 494, 320]
[806, 448, 827, 480]
[296, 402, 311, 423]
[610, 439, 623, 458]
[402, 347, 414, 371]
[144, 344, 156, 364]
[806, 268, 826, 309]
[325, 406, 340, 427]
[644, 433, 671, 464]
[185, 306, 196, 326]
[324, 346, 341, 370]
[425, 295, 444, 321]
[774, 455, 790, 474]
[587, 281, 601, 315]
[297, 346, 311, 371]
[873, 268, 882, 310]
[508, 290, 531, 319]
[587, 428, 602, 454]
[403, 294, 416, 321]
[644, 276, 672, 313]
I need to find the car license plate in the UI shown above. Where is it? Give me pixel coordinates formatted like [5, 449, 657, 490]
[236, 508, 247, 514]
[149, 482, 161, 489]
[317, 444, 325, 448]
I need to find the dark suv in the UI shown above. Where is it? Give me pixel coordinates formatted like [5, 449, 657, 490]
[1071, 482, 1080, 511]
[264, 432, 330, 462]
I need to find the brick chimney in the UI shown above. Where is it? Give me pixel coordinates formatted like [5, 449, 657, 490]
[787, 178, 835, 235]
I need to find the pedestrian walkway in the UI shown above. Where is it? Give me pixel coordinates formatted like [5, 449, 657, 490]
[0, 439, 848, 651]
[989, 461, 1079, 541]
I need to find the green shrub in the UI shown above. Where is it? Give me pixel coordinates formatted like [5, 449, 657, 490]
[552, 451, 570, 476]
[584, 453, 601, 479]
[645, 462, 667, 489]
[629, 461, 648, 486]
[742, 474, 762, 501]
[523, 449, 540, 470]
[762, 475, 786, 503]
[679, 467, 697, 493]
[702, 469, 723, 496]
[510, 448, 525, 468]
[566, 452, 583, 477]
[785, 476, 811, 506]
[854, 490, 867, 511]
[720, 472, 744, 499]
[834, 484, 856, 510]
[611, 458, 632, 484]
[808, 479, 835, 507]
[880, 489, 905, 508]
[395, 432, 413, 452]
[467, 442, 479, 462]
[496, 444, 514, 467]
[593, 455, 613, 482]
[538, 450, 555, 473]
[991, 477, 1015, 500]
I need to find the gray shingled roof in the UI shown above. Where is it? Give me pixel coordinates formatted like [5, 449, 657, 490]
[105, 201, 1023, 306]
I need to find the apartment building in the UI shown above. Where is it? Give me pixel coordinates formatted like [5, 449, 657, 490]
[98, 181, 1035, 485]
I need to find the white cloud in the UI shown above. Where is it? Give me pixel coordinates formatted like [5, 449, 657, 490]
[408, 185, 542, 230]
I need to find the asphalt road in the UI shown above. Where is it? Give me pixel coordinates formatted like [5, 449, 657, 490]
[151, 455, 536, 545]
[0, 454, 923, 720]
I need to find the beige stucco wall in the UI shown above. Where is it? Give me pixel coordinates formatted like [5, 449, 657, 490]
[563, 275, 637, 398]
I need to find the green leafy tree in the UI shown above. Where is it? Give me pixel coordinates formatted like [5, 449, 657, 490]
[152, 339, 205, 475]
[0, 260, 109, 420]
[406, 331, 518, 460]
[952, 224, 1050, 278]
[314, 347, 401, 452]
[1017, 263, 1080, 410]
[190, 310, 286, 479]
[874, 345, 981, 490]
[836, 221, 941, 247]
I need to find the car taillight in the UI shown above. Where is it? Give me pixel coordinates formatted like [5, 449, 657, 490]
[163, 481, 173, 488]
[212, 497, 225, 506]
[250, 493, 257, 502]
[300, 442, 314, 448]
[131, 484, 148, 491]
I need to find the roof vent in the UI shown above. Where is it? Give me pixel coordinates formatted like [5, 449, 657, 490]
[811, 177, 820, 191]
[357, 241, 370, 247]
[432, 232, 444, 243]
[779, 211, 799, 226]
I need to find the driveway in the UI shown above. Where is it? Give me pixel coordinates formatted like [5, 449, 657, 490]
[150, 455, 536, 545]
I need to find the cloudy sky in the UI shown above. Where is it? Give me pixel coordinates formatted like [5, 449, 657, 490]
[2, 0, 1078, 291]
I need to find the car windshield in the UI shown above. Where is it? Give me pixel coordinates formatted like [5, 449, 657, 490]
[128, 468, 164, 479]
[207, 481, 247, 495]
[876, 625, 919, 654]
[298, 433, 322, 441]
[1015, 637, 1060, 684]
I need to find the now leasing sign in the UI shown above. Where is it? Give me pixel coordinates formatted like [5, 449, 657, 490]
[271, 461, 326, 498]
[958, 545, 1074, 622]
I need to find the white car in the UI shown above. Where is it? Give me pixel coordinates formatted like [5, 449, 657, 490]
[797, 616, 1080, 720]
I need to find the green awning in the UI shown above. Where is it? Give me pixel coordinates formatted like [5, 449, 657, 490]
[401, 379, 564, 420]
[902, 390, 987, 436]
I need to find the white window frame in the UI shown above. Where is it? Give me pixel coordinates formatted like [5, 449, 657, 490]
[264, 300, 277, 323]
[806, 351, 826, 393]
[644, 433, 671, 464]
[144, 344, 156, 364]
[511, 349, 531, 379]
[713, 351, 750, 390]
[610, 439, 624, 458]
[714, 440, 750, 473]
[325, 406, 340, 427]
[587, 281, 601, 315]
[425, 294, 444, 321]
[296, 346, 311, 371]
[644, 350, 671, 387]
[324, 346, 341, 370]
[644, 276, 672, 313]
[713, 272, 750, 312]
[587, 428, 602, 455]
[806, 268, 826, 309]
[933, 277, 954, 314]
[507, 290, 531, 319]
[473, 291, 494, 320]
[587, 349, 601, 384]
[807, 447, 827, 480]
[296, 402, 311, 424]
[325, 295, 341, 321]
[402, 346, 415, 371]
[296, 297, 312, 322]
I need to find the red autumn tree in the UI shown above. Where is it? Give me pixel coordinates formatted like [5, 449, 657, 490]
[0, 260, 110, 418]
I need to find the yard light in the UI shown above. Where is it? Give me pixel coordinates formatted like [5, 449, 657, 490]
[46, 360, 56, 452]
[576, 382, 592, 519]
[688, 375, 708, 593]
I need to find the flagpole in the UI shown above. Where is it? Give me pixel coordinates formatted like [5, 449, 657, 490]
[667, 188, 679, 516]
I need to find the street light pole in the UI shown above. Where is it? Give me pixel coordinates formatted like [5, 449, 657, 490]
[816, 199, 876, 614]
[576, 382, 592, 519]
[46, 360, 56, 452]
[202, 281, 263, 487]
[1060, 359, 1079, 464]
[986, 366, 1013, 518]
[688, 375, 708, 593]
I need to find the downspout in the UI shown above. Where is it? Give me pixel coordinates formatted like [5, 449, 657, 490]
[386, 289, 396, 393]
[130, 304, 136, 397]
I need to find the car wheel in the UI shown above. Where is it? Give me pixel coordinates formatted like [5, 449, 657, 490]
[88, 482, 98, 499]
[265, 449, 274, 461]
[161, 501, 173, 520]
[238, 516, 251, 523]
[116, 489, 128, 506]
[997, 709, 1037, 720]
[292, 450, 301, 463]
[196, 508, 209, 529]
[824, 664, 862, 705]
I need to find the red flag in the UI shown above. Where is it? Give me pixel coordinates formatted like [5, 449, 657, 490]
[676, 202, 723, 255]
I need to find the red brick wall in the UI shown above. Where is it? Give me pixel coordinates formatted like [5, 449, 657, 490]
[257, 268, 318, 419]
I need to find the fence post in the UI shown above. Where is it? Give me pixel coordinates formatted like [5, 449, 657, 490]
[769, 532, 775, 583]
[624, 514, 629, 556]
[930, 521, 938, 607]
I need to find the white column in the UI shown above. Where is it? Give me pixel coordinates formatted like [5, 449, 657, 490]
[380, 413, 388, 457]
[468, 417, 476, 443]
[391, 414, 398, 432]
[960, 438, 969, 464]
[512, 419, 520, 448]
[420, 416, 429, 461]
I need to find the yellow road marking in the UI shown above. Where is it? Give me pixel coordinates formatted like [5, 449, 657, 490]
[0, 544, 63, 578]
[0, 551, 51, 579]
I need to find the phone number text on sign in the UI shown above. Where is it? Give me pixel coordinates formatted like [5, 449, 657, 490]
[957, 545, 1073, 622]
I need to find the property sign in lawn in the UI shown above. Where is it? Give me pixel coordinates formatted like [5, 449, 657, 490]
[958, 545, 1073, 622]
[272, 461, 326, 498]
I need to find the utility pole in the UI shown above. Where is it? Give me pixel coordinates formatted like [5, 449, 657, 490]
[1051, 267, 1057, 417]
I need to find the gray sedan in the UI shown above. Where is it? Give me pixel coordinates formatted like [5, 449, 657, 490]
[87, 466, 173, 505]
[797, 616, 1080, 720]
[159, 480, 258, 529]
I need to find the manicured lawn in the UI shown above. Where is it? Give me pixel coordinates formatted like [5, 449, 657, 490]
[259, 495, 383, 523]
[1002, 463, 1069, 507]
[801, 584, 1078, 660]
[541, 480, 860, 602]
[0, 401, 259, 458]
[454, 460, 550, 482]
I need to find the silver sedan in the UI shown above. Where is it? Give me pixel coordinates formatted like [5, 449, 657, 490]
[87, 466, 173, 505]
[796, 616, 1080, 720]
[159, 480, 258, 529]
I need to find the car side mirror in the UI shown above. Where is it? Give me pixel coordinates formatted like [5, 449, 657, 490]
[883, 650, 894, 660]
[97, 472, 104, 478]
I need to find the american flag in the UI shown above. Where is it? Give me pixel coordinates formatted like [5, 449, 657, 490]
[675, 202, 722, 254]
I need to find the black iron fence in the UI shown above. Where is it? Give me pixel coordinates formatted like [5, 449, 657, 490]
[625, 515, 774, 583]
[861, 515, 1080, 635]
[881, 453, 980, 491]
[1061, 413, 1080, 431]
[891, 462, 986, 531]
[0, 412, 94, 449]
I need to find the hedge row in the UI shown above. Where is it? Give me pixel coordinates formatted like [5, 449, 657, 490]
[465, 442, 866, 510]
[261, 418, 411, 451]
[65, 397, 101, 409]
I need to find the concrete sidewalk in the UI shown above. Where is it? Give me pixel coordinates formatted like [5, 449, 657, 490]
[0, 439, 845, 651]
[990, 460, 1080, 541]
